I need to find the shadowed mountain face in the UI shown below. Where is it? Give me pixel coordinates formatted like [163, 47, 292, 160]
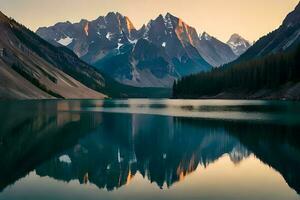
[0, 11, 172, 99]
[37, 12, 241, 87]
[235, 2, 300, 63]
[0, 11, 106, 99]
[197, 32, 239, 67]
[0, 100, 299, 195]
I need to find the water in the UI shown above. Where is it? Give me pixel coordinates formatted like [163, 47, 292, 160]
[0, 99, 299, 200]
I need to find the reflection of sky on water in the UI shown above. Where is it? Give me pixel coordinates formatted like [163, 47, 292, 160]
[0, 99, 299, 200]
[57, 99, 300, 125]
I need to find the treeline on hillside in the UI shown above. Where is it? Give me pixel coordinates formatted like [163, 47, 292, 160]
[173, 45, 300, 98]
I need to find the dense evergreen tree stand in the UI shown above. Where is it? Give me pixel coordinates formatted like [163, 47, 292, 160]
[173, 45, 300, 99]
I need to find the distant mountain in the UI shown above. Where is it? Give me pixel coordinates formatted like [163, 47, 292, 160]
[0, 11, 106, 99]
[236, 2, 300, 62]
[37, 12, 240, 87]
[227, 33, 251, 56]
[197, 32, 238, 67]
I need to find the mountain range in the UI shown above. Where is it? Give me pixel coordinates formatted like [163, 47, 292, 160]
[37, 13, 250, 87]
[0, 11, 172, 99]
[5, 1, 299, 99]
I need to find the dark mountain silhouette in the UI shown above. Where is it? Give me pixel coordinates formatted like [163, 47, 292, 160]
[173, 2, 300, 100]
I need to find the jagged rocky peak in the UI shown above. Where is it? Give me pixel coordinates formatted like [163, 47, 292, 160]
[103, 12, 137, 36]
[200, 32, 212, 40]
[227, 33, 251, 56]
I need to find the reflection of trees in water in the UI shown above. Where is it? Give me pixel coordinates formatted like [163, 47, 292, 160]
[226, 122, 300, 195]
[0, 102, 299, 195]
[0, 101, 103, 192]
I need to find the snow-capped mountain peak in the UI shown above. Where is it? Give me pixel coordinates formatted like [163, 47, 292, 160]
[227, 33, 251, 56]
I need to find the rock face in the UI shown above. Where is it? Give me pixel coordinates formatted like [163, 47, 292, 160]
[37, 12, 241, 87]
[235, 2, 300, 62]
[227, 33, 251, 56]
[197, 32, 238, 67]
[0, 11, 106, 99]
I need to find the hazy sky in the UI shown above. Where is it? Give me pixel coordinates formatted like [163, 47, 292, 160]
[0, 0, 299, 42]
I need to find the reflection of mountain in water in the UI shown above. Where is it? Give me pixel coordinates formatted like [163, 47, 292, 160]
[36, 114, 250, 190]
[0, 101, 104, 191]
[228, 123, 300, 195]
[0, 101, 299, 195]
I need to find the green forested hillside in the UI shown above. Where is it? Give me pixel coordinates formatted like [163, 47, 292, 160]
[173, 46, 300, 99]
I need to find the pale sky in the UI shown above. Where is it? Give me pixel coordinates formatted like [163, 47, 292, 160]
[0, 0, 299, 42]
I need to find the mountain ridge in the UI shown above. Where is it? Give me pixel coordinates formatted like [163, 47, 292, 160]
[0, 12, 107, 99]
[36, 12, 243, 87]
[0, 11, 171, 99]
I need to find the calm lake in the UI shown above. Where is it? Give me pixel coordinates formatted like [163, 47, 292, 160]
[0, 99, 299, 200]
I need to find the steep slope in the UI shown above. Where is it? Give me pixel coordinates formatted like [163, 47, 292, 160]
[0, 12, 170, 99]
[173, 44, 300, 100]
[145, 13, 211, 74]
[0, 11, 107, 99]
[197, 32, 238, 67]
[37, 12, 216, 87]
[236, 2, 300, 62]
[227, 33, 251, 56]
[173, 2, 300, 100]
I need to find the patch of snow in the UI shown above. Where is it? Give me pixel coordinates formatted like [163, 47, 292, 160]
[228, 41, 246, 48]
[57, 36, 73, 46]
[59, 155, 72, 164]
[129, 39, 138, 44]
[117, 43, 123, 49]
[106, 32, 113, 40]
[118, 148, 124, 163]
[163, 154, 167, 159]
[203, 32, 212, 41]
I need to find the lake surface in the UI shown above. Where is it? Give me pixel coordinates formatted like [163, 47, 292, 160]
[0, 99, 300, 200]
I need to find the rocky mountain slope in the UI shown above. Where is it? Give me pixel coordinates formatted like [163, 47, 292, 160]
[0, 11, 171, 99]
[197, 32, 238, 67]
[173, 2, 300, 100]
[235, 2, 300, 62]
[37, 12, 240, 87]
[0, 11, 107, 99]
